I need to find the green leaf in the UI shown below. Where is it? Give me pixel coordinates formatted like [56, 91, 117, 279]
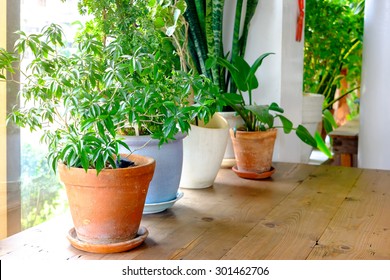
[205, 57, 217, 70]
[269, 102, 284, 113]
[104, 117, 115, 137]
[59, 144, 74, 161]
[97, 122, 105, 137]
[235, 56, 252, 91]
[117, 139, 131, 153]
[222, 92, 243, 105]
[296, 125, 317, 148]
[107, 157, 116, 169]
[154, 17, 164, 29]
[246, 52, 274, 89]
[216, 57, 246, 91]
[80, 148, 90, 172]
[245, 105, 273, 128]
[277, 114, 293, 134]
[315, 131, 332, 158]
[95, 154, 105, 173]
[323, 117, 333, 135]
[323, 109, 338, 131]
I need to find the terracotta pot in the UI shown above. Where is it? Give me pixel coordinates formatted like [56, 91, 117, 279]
[59, 154, 155, 245]
[230, 128, 277, 173]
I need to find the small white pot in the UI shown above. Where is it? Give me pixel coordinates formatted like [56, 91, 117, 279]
[218, 111, 245, 159]
[180, 113, 229, 189]
[301, 93, 324, 163]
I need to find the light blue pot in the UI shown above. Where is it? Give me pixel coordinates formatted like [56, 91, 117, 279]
[119, 133, 186, 212]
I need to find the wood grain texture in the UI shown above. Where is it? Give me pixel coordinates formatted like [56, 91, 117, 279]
[1, 162, 389, 260]
[221, 165, 363, 259]
[308, 169, 390, 259]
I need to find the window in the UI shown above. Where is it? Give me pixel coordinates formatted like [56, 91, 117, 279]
[1, 0, 21, 239]
[1, 0, 87, 238]
[20, 0, 88, 230]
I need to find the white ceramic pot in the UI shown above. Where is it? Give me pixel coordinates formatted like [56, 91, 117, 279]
[180, 113, 229, 189]
[301, 93, 324, 163]
[218, 111, 245, 159]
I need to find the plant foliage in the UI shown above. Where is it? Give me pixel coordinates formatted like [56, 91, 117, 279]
[1, 1, 207, 174]
[215, 54, 317, 148]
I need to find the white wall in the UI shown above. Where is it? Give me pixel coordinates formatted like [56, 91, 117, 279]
[223, 0, 305, 163]
[358, 0, 390, 170]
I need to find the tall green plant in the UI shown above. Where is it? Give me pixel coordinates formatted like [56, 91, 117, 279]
[183, 0, 260, 94]
[228, 0, 259, 94]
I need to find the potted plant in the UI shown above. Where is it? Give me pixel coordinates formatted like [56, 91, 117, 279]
[0, 21, 159, 252]
[215, 53, 317, 179]
[157, 0, 258, 188]
[74, 0, 198, 212]
[149, 0, 230, 189]
[182, 0, 261, 161]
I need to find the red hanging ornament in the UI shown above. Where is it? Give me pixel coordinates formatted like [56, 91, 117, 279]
[296, 0, 305, 42]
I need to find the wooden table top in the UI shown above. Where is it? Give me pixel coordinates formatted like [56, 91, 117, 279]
[1, 161, 390, 260]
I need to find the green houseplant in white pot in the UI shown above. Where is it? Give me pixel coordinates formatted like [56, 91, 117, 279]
[180, 79, 229, 189]
[1, 23, 158, 253]
[216, 53, 317, 179]
[149, 0, 230, 189]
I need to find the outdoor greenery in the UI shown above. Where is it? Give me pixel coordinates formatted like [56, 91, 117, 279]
[21, 143, 67, 229]
[304, 0, 365, 111]
[303, 0, 365, 158]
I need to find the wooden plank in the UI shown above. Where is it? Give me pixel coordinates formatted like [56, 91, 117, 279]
[340, 154, 352, 167]
[0, 213, 78, 260]
[332, 137, 358, 154]
[221, 165, 363, 259]
[329, 118, 359, 167]
[308, 169, 390, 259]
[329, 118, 359, 137]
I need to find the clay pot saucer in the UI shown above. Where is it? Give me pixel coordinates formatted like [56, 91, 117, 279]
[67, 226, 148, 254]
[232, 166, 275, 180]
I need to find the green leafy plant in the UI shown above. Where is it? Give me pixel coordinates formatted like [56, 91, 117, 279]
[182, 0, 260, 93]
[304, 0, 364, 110]
[215, 53, 317, 148]
[1, 2, 200, 174]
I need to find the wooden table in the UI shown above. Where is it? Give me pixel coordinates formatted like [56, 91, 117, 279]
[1, 162, 390, 260]
[329, 117, 359, 167]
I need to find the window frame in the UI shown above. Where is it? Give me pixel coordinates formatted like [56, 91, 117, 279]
[1, 0, 21, 239]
